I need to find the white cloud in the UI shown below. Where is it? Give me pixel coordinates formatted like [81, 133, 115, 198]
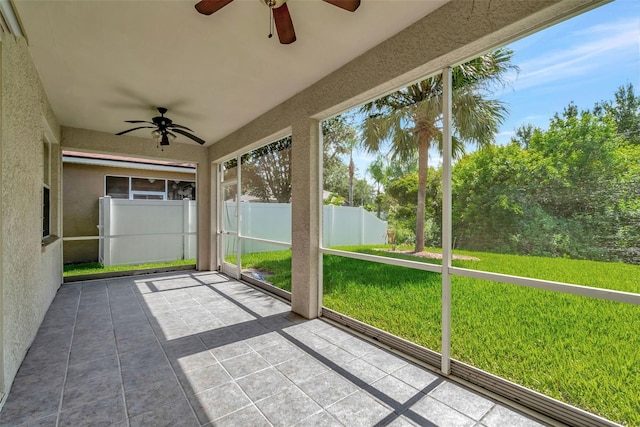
[502, 18, 639, 93]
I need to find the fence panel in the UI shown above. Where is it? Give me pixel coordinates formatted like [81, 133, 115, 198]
[99, 197, 197, 266]
[222, 202, 387, 254]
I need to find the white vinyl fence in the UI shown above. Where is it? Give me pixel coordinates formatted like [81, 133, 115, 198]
[99, 197, 197, 266]
[223, 202, 387, 254]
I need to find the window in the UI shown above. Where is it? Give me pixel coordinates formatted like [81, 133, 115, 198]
[105, 176, 129, 199]
[105, 175, 196, 200]
[42, 140, 51, 239]
[42, 185, 50, 238]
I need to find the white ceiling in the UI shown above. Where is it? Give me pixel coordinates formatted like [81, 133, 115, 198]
[14, 0, 450, 146]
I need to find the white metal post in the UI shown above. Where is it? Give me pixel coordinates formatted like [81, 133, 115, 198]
[441, 67, 453, 375]
[235, 156, 242, 279]
[318, 120, 324, 318]
[360, 206, 365, 245]
[183, 198, 190, 259]
[103, 196, 112, 267]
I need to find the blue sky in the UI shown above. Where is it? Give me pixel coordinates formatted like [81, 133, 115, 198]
[350, 0, 640, 180]
[495, 0, 640, 145]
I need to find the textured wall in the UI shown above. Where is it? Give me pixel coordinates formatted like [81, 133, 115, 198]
[207, 0, 603, 318]
[63, 162, 195, 263]
[1, 35, 62, 391]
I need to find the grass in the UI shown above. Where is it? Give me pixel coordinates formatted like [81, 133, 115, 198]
[239, 246, 640, 426]
[63, 259, 196, 277]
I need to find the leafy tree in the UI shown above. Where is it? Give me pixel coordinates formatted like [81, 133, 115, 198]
[453, 92, 639, 263]
[594, 83, 640, 144]
[387, 168, 443, 248]
[240, 136, 292, 202]
[322, 115, 359, 204]
[367, 155, 387, 218]
[361, 49, 515, 252]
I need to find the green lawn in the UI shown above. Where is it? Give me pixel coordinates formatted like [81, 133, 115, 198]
[240, 246, 640, 426]
[63, 259, 196, 277]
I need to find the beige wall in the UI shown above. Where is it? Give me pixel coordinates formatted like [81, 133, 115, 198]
[63, 162, 196, 264]
[1, 35, 62, 394]
[208, 0, 603, 318]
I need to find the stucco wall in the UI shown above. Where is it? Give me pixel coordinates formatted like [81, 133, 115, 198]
[1, 35, 62, 392]
[63, 162, 195, 263]
[208, 0, 603, 318]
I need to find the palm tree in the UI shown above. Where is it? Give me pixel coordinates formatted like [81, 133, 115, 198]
[361, 48, 515, 252]
[368, 155, 387, 217]
[346, 137, 359, 206]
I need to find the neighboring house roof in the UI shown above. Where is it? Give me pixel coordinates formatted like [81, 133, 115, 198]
[63, 151, 196, 174]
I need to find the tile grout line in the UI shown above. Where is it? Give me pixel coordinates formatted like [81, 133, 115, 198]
[132, 279, 204, 425]
[190, 274, 284, 425]
[54, 284, 83, 427]
[107, 282, 131, 427]
[191, 312, 274, 425]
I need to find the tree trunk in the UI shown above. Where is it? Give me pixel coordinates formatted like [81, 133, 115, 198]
[348, 155, 355, 206]
[376, 184, 381, 218]
[415, 129, 431, 253]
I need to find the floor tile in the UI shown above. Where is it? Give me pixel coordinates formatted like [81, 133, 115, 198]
[313, 343, 358, 366]
[255, 385, 323, 427]
[190, 382, 252, 425]
[220, 351, 270, 379]
[298, 370, 359, 408]
[256, 340, 306, 365]
[314, 325, 354, 344]
[62, 370, 122, 411]
[178, 362, 232, 395]
[121, 363, 175, 393]
[361, 348, 408, 374]
[480, 404, 547, 427]
[341, 358, 387, 385]
[0, 385, 60, 426]
[326, 390, 394, 427]
[429, 381, 494, 420]
[206, 405, 271, 427]
[236, 366, 294, 402]
[370, 374, 423, 409]
[392, 363, 440, 391]
[58, 395, 127, 427]
[19, 413, 59, 426]
[294, 410, 344, 427]
[276, 354, 330, 384]
[409, 395, 476, 427]
[65, 354, 119, 383]
[124, 376, 186, 418]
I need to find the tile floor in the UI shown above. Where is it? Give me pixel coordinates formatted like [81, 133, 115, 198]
[0, 271, 550, 426]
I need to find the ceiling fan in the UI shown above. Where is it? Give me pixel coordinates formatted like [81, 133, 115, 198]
[116, 107, 205, 146]
[195, 0, 361, 44]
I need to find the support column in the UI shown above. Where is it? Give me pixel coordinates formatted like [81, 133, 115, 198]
[291, 119, 321, 319]
[210, 162, 219, 270]
[441, 66, 453, 375]
[196, 154, 212, 271]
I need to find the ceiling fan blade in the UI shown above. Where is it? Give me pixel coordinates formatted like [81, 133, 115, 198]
[125, 120, 153, 124]
[322, 0, 360, 12]
[195, 0, 233, 15]
[168, 123, 194, 132]
[172, 128, 206, 145]
[115, 126, 155, 136]
[273, 3, 296, 45]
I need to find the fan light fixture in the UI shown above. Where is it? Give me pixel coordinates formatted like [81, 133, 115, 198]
[152, 130, 175, 146]
[116, 107, 205, 150]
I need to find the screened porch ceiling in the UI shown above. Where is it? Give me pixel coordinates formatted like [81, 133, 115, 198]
[14, 0, 450, 147]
